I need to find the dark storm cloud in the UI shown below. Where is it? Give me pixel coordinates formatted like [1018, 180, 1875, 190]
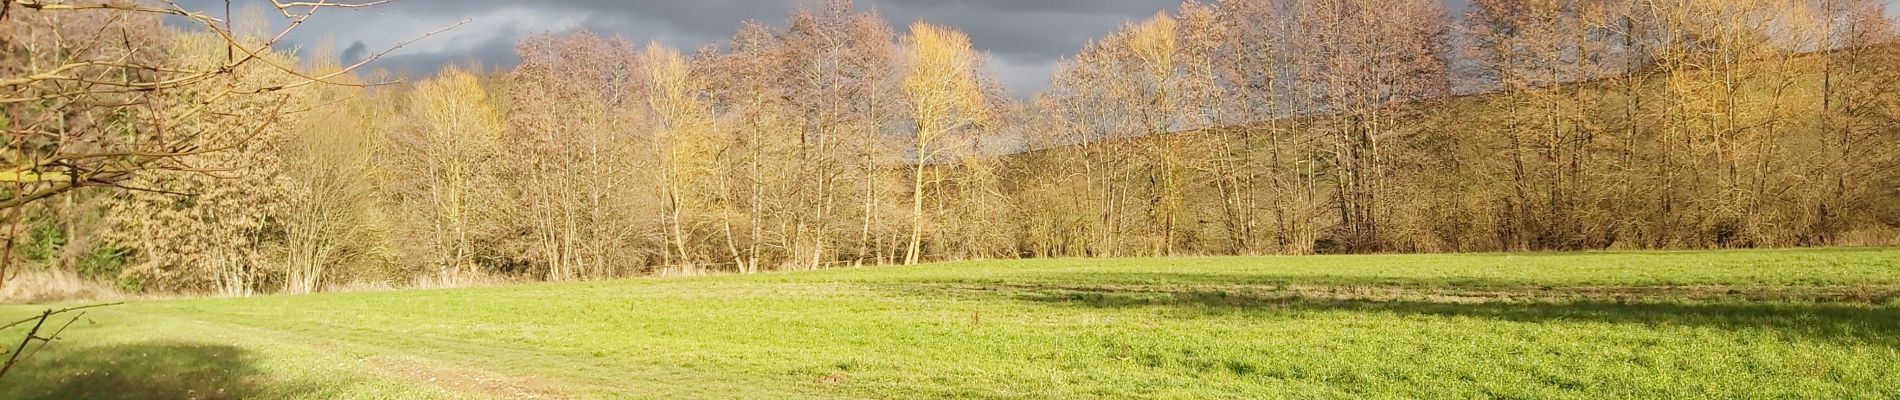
[401, 0, 1183, 60]
[176, 0, 1182, 95]
[368, 33, 523, 78]
[173, 0, 1900, 95]
[878, 1, 1176, 62]
[340, 41, 368, 66]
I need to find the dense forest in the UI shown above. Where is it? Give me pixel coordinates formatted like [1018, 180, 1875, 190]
[3, 0, 1896, 295]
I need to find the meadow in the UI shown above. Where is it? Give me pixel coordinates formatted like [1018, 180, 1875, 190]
[2, 248, 1897, 399]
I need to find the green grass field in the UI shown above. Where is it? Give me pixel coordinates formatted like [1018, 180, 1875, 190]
[3, 248, 1898, 399]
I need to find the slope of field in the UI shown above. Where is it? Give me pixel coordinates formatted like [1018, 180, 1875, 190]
[3, 248, 1898, 399]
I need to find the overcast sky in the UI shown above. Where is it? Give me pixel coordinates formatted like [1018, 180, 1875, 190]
[163, 0, 1291, 95]
[186, 0, 1893, 97]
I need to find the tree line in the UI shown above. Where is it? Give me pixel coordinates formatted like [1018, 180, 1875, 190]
[3, 0, 1896, 294]
[1028, 0, 1900, 256]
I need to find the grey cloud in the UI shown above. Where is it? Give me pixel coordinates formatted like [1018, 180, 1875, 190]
[341, 41, 368, 66]
[363, 32, 523, 79]
[201, 0, 1853, 95]
[175, 0, 1186, 95]
[875, 0, 1186, 15]
[377, 0, 1177, 63]
[874, 0, 1176, 63]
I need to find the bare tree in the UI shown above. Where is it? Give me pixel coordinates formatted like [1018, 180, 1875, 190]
[508, 32, 652, 281]
[385, 66, 506, 285]
[1287, 0, 1451, 252]
[898, 23, 991, 265]
[0, 0, 461, 285]
[281, 43, 382, 293]
[0, 0, 461, 209]
[642, 42, 722, 275]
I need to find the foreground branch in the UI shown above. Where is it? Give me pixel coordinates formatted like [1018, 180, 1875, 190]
[0, 302, 123, 379]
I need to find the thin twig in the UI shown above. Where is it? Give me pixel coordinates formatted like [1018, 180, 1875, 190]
[0, 302, 119, 379]
[19, 311, 89, 364]
[0, 302, 123, 333]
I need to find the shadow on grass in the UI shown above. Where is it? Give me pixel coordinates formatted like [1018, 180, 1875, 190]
[892, 273, 1900, 347]
[0, 342, 264, 400]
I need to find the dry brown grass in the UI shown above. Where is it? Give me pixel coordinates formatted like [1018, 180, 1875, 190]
[1839, 227, 1900, 248]
[0, 269, 125, 303]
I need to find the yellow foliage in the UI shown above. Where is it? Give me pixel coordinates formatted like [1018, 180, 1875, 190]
[385, 66, 508, 284]
[902, 23, 991, 142]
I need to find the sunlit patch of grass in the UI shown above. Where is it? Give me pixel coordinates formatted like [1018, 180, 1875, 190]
[2, 247, 1896, 398]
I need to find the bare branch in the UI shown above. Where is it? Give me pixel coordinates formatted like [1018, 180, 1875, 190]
[0, 302, 121, 379]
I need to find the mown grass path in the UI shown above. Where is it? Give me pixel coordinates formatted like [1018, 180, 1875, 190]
[3, 248, 1898, 399]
